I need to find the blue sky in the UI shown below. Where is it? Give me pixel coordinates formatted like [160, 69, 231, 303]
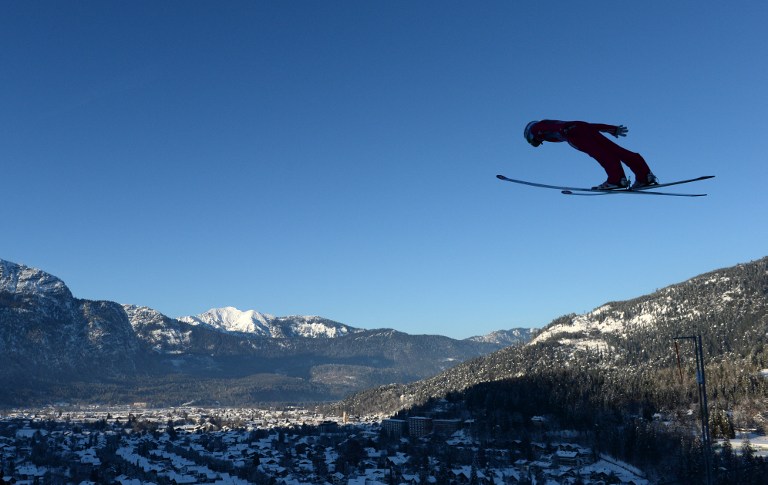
[2, 1, 766, 339]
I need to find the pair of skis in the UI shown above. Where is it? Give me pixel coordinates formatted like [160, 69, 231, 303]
[496, 174, 714, 197]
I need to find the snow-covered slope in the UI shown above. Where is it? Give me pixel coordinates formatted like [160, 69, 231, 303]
[178, 306, 360, 338]
[530, 263, 767, 356]
[124, 305, 192, 354]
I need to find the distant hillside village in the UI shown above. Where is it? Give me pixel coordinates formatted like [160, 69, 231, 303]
[0, 405, 650, 485]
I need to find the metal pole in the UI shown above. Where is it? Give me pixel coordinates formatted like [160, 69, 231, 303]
[696, 335, 713, 485]
[673, 335, 712, 485]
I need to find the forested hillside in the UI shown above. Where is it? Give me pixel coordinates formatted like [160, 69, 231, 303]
[335, 257, 768, 424]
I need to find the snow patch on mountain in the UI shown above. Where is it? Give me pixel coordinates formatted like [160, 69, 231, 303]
[277, 317, 354, 338]
[532, 302, 662, 347]
[466, 328, 535, 347]
[557, 337, 613, 353]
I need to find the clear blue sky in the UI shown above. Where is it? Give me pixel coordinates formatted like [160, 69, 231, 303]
[2, 1, 766, 339]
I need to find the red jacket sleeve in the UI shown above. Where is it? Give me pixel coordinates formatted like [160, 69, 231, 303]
[590, 123, 620, 137]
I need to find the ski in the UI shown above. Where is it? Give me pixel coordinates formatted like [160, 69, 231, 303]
[496, 174, 713, 197]
[561, 189, 707, 197]
[496, 174, 599, 192]
[622, 175, 714, 191]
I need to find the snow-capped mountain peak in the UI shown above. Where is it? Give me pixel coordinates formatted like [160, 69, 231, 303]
[179, 306, 275, 335]
[178, 306, 359, 338]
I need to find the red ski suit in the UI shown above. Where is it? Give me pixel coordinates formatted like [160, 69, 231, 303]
[527, 120, 651, 184]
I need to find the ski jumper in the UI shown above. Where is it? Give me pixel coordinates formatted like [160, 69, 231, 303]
[527, 120, 651, 184]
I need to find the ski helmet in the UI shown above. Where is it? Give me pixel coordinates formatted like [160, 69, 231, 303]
[524, 121, 541, 146]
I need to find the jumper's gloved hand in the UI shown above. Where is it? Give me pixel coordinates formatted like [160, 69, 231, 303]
[613, 125, 628, 138]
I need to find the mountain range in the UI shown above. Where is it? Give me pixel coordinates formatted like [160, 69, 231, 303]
[0, 259, 531, 406]
[4, 256, 766, 416]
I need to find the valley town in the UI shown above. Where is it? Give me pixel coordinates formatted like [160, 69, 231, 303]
[0, 403, 655, 485]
